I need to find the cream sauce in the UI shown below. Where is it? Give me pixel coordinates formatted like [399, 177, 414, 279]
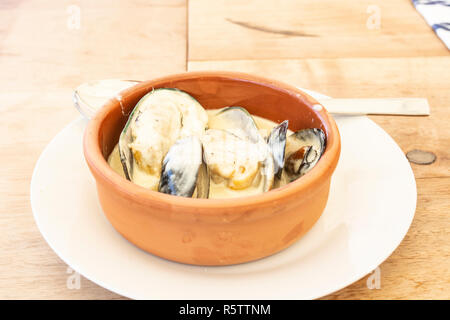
[108, 110, 293, 198]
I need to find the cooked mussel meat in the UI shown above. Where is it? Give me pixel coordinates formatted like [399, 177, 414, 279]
[118, 88, 208, 190]
[203, 107, 275, 194]
[285, 128, 326, 179]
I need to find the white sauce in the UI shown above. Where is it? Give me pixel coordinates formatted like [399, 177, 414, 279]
[201, 129, 262, 190]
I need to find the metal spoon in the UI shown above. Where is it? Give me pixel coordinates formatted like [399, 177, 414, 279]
[73, 79, 139, 119]
[73, 79, 430, 118]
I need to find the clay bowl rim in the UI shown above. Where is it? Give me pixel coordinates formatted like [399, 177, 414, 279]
[83, 71, 341, 210]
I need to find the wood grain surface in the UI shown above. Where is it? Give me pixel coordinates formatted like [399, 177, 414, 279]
[0, 0, 186, 300]
[1, 0, 449, 299]
[188, 0, 449, 60]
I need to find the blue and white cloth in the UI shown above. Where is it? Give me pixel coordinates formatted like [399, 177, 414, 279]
[412, 0, 450, 49]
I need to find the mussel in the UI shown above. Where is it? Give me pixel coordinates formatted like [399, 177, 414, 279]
[158, 136, 210, 198]
[118, 88, 208, 191]
[208, 107, 261, 143]
[202, 107, 275, 194]
[267, 120, 289, 179]
[284, 128, 326, 180]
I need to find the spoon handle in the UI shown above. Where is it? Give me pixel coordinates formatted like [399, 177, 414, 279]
[317, 98, 430, 116]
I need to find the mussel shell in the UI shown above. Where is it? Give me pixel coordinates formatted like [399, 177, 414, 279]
[291, 128, 326, 155]
[159, 136, 209, 197]
[208, 106, 275, 192]
[118, 108, 141, 181]
[195, 161, 210, 198]
[118, 88, 204, 184]
[267, 120, 288, 179]
[285, 128, 326, 179]
[285, 146, 312, 176]
[209, 106, 274, 192]
[209, 106, 261, 143]
[118, 88, 159, 181]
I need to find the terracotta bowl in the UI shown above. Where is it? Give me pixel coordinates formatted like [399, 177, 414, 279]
[83, 71, 340, 266]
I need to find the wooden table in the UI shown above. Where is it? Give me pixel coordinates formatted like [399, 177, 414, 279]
[1, 0, 448, 299]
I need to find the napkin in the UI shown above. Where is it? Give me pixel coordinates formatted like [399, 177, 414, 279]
[412, 0, 450, 49]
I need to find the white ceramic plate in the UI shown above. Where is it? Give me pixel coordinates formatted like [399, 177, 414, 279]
[30, 89, 416, 299]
